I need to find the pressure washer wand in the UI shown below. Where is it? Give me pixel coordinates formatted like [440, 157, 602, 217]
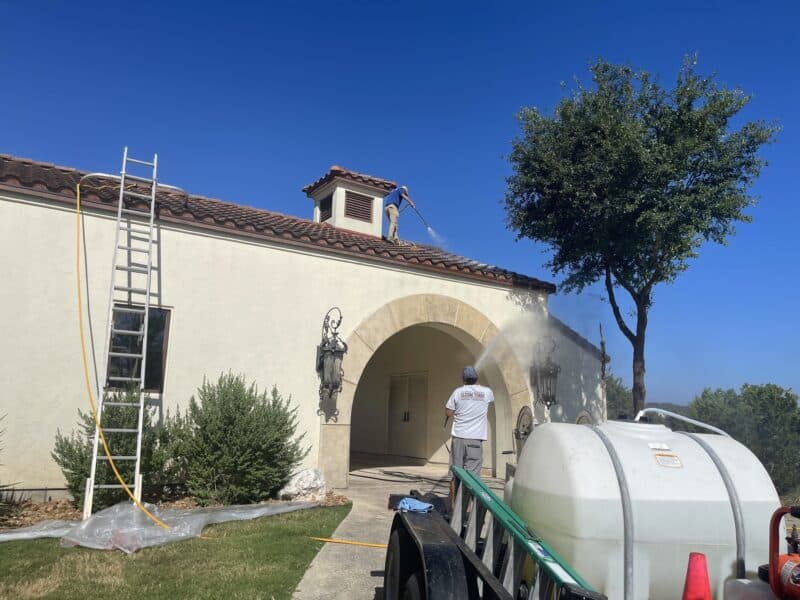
[410, 205, 433, 231]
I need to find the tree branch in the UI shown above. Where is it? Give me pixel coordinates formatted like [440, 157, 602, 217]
[605, 267, 636, 343]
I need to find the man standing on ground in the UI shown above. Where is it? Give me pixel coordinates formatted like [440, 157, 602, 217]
[445, 365, 494, 504]
[384, 185, 415, 244]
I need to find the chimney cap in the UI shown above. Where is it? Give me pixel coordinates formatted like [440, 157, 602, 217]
[303, 165, 396, 197]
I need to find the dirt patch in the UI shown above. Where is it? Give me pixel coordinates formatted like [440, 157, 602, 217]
[0, 499, 81, 530]
[320, 490, 350, 507]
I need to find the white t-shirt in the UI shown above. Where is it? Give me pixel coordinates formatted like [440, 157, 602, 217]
[446, 384, 494, 440]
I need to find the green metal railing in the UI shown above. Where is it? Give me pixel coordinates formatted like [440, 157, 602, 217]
[451, 465, 601, 596]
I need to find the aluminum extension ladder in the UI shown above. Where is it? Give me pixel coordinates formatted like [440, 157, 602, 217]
[83, 148, 160, 519]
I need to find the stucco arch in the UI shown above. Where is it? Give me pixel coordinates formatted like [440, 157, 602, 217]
[318, 294, 532, 487]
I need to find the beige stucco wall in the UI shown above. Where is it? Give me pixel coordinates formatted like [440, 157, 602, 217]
[0, 190, 603, 491]
[350, 325, 489, 465]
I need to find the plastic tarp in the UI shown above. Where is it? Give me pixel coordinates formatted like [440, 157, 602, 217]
[0, 500, 318, 554]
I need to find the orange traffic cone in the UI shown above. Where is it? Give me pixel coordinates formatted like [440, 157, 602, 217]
[682, 552, 712, 600]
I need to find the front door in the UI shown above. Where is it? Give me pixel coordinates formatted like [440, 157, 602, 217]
[388, 372, 428, 459]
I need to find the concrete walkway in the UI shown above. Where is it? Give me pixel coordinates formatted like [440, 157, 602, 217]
[293, 464, 504, 600]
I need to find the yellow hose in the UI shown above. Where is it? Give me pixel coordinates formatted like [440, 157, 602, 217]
[76, 182, 170, 529]
[309, 537, 387, 549]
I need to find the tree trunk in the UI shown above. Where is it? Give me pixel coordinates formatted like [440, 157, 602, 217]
[632, 300, 648, 414]
[604, 267, 649, 415]
[632, 337, 646, 414]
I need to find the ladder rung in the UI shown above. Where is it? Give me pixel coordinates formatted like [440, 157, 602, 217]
[102, 428, 138, 433]
[113, 306, 145, 314]
[118, 245, 150, 253]
[116, 265, 148, 274]
[123, 173, 154, 184]
[120, 224, 151, 234]
[98, 456, 137, 461]
[94, 483, 135, 489]
[121, 207, 151, 217]
[103, 401, 140, 407]
[130, 262, 155, 270]
[111, 328, 144, 336]
[113, 286, 153, 294]
[127, 234, 155, 243]
[127, 157, 154, 166]
[108, 376, 141, 382]
[123, 190, 154, 201]
[108, 352, 143, 358]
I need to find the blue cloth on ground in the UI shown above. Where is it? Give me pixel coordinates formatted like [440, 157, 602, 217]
[398, 497, 433, 513]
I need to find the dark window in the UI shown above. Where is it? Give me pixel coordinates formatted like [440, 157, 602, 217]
[319, 194, 332, 221]
[344, 191, 372, 222]
[106, 306, 171, 392]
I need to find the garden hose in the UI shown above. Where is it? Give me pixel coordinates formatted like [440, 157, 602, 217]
[310, 537, 387, 549]
[75, 181, 170, 530]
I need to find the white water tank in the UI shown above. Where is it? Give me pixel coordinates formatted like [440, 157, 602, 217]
[510, 421, 779, 599]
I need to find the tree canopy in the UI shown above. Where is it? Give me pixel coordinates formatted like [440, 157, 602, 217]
[689, 383, 800, 495]
[505, 57, 778, 411]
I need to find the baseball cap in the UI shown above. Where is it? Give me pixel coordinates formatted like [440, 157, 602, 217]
[463, 365, 478, 381]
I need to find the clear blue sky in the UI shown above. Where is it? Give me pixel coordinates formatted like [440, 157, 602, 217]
[4, 1, 797, 405]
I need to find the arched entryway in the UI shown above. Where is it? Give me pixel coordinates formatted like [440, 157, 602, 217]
[317, 294, 533, 487]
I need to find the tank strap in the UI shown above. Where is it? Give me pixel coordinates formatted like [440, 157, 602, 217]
[679, 432, 746, 578]
[590, 426, 634, 600]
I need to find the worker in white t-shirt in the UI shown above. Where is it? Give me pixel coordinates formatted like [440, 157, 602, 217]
[445, 365, 494, 504]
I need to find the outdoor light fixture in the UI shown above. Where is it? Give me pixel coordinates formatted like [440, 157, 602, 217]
[530, 336, 560, 408]
[316, 307, 348, 422]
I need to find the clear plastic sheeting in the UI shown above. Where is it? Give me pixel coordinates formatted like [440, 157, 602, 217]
[0, 500, 318, 554]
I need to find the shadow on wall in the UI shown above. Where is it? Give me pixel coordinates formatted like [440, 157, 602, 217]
[547, 316, 605, 424]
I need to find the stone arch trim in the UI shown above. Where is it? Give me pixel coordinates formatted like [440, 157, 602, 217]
[318, 294, 531, 487]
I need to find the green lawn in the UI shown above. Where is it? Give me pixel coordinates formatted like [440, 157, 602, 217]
[0, 504, 350, 600]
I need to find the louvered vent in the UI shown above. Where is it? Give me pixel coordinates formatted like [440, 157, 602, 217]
[319, 194, 332, 222]
[344, 191, 372, 222]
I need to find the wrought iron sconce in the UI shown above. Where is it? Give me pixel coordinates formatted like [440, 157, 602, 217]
[316, 307, 348, 422]
[530, 336, 560, 409]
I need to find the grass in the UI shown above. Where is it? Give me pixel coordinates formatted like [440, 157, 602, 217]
[0, 504, 351, 600]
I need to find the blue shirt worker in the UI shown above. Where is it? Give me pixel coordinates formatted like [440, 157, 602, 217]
[445, 365, 494, 503]
[384, 185, 415, 244]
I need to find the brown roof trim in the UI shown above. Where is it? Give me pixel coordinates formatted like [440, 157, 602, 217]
[302, 165, 396, 196]
[0, 153, 556, 293]
[548, 315, 604, 361]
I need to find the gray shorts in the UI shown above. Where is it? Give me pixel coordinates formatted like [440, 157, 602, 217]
[450, 437, 483, 476]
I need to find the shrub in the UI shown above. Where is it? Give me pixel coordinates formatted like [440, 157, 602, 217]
[52, 390, 186, 509]
[1, 415, 24, 518]
[182, 373, 308, 505]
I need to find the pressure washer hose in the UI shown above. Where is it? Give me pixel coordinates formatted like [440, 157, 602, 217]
[75, 181, 169, 529]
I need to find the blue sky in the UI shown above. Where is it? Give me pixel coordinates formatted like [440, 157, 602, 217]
[3, 1, 797, 404]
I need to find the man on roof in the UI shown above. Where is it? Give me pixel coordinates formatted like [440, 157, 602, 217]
[384, 185, 415, 245]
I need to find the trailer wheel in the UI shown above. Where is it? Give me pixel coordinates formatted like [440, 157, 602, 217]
[385, 530, 403, 600]
[403, 573, 423, 600]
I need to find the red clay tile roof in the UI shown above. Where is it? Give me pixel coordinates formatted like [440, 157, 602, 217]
[0, 154, 555, 292]
[303, 165, 397, 195]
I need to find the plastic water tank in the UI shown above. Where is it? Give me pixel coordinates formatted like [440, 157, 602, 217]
[510, 421, 779, 599]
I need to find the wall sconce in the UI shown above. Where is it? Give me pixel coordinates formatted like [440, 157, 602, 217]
[530, 336, 560, 408]
[316, 307, 348, 422]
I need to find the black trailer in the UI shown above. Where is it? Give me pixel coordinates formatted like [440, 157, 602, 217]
[383, 466, 606, 600]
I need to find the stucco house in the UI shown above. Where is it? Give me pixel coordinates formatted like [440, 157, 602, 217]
[0, 154, 605, 493]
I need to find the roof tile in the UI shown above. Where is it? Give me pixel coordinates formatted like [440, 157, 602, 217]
[0, 153, 555, 293]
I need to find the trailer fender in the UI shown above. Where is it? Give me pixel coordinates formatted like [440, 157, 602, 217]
[384, 512, 472, 600]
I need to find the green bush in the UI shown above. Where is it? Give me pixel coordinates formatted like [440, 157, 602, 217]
[182, 373, 308, 505]
[1, 415, 24, 518]
[52, 390, 186, 509]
